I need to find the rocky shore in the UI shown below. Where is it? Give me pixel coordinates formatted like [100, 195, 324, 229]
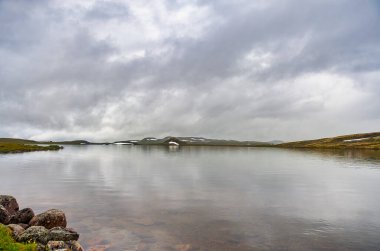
[0, 195, 83, 251]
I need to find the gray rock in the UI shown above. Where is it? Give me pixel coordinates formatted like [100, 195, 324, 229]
[29, 209, 67, 229]
[46, 227, 79, 242]
[17, 226, 80, 245]
[17, 226, 49, 244]
[7, 224, 25, 238]
[0, 195, 19, 214]
[0, 205, 10, 224]
[10, 208, 35, 224]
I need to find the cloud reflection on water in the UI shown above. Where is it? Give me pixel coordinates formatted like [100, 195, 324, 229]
[0, 146, 380, 250]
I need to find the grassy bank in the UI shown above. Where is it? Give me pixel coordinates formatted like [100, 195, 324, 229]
[0, 143, 62, 154]
[0, 224, 36, 251]
[279, 132, 380, 149]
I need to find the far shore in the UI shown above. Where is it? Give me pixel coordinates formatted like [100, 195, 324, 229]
[0, 132, 380, 154]
[0, 143, 62, 154]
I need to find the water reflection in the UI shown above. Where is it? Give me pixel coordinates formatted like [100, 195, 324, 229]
[280, 148, 380, 168]
[0, 146, 380, 250]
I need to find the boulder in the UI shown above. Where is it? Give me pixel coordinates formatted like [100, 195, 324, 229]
[46, 240, 84, 251]
[17, 226, 49, 244]
[0, 195, 19, 214]
[0, 205, 10, 224]
[10, 208, 35, 224]
[16, 226, 79, 245]
[7, 224, 25, 238]
[46, 227, 79, 242]
[29, 209, 67, 229]
[46, 241, 69, 250]
[68, 241, 84, 251]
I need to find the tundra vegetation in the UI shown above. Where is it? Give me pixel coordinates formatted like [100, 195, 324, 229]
[1, 132, 380, 153]
[0, 144, 62, 154]
[279, 132, 380, 149]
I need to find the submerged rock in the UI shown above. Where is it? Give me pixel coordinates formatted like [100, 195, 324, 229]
[29, 209, 67, 229]
[7, 224, 25, 238]
[0, 205, 10, 224]
[46, 240, 84, 251]
[69, 241, 84, 251]
[175, 244, 194, 251]
[0, 195, 19, 215]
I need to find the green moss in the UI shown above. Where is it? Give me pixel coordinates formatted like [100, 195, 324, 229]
[0, 224, 36, 251]
[0, 143, 63, 154]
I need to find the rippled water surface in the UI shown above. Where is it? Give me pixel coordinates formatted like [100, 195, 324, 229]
[1, 146, 380, 250]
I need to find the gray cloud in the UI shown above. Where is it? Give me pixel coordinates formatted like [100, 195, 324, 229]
[0, 0, 379, 141]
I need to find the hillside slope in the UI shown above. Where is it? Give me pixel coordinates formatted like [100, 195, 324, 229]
[279, 132, 380, 149]
[0, 138, 37, 144]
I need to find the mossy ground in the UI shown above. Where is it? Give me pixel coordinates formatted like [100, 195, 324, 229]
[0, 143, 62, 154]
[279, 132, 380, 149]
[0, 224, 36, 251]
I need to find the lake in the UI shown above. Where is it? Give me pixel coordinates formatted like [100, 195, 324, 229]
[1, 146, 380, 250]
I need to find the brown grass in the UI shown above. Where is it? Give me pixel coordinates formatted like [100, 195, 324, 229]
[0, 143, 63, 154]
[279, 132, 380, 149]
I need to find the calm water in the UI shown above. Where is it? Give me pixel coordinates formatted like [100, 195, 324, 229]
[1, 146, 380, 251]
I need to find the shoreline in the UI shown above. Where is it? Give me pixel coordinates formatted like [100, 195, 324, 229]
[0, 143, 63, 154]
[1, 132, 380, 154]
[0, 195, 83, 251]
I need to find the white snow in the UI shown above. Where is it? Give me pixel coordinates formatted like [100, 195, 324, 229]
[190, 137, 205, 141]
[343, 137, 370, 142]
[168, 141, 179, 146]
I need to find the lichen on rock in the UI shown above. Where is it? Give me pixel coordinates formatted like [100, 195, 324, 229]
[17, 225, 49, 244]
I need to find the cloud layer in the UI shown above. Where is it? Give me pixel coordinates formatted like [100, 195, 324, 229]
[1, 0, 379, 141]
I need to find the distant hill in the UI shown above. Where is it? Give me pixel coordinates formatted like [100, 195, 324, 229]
[39, 140, 91, 145]
[135, 136, 272, 147]
[0, 138, 37, 144]
[279, 132, 380, 149]
[3, 133, 379, 149]
[268, 140, 284, 145]
[0, 138, 103, 145]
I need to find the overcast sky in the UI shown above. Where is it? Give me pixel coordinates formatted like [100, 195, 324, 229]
[0, 0, 379, 142]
